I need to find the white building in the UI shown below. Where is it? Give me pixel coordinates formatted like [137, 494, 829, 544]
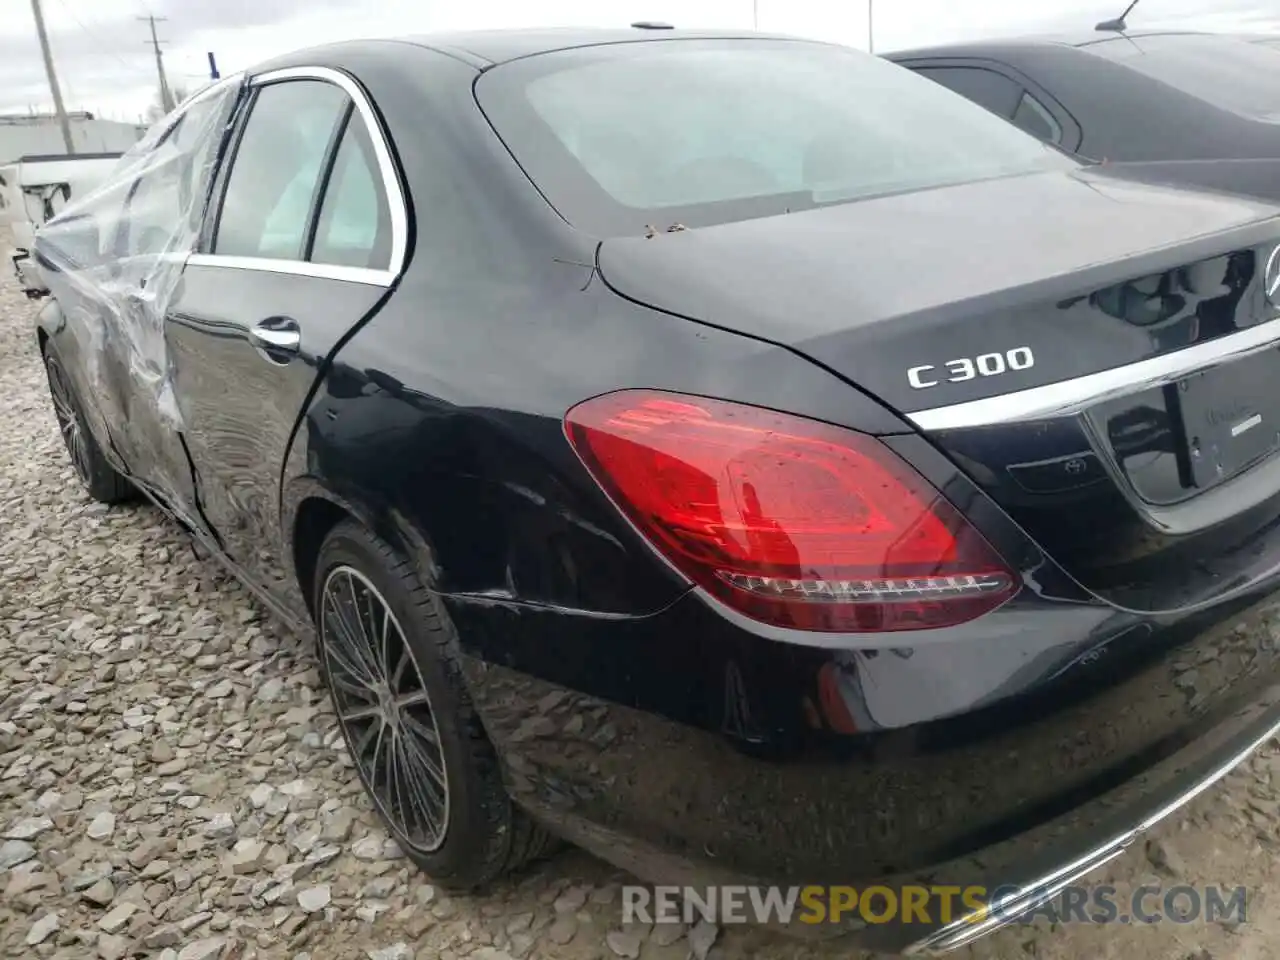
[0, 112, 145, 163]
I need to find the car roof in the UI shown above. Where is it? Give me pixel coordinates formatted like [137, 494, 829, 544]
[390, 27, 814, 68]
[885, 29, 1272, 60]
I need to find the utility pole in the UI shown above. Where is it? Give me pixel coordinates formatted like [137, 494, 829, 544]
[752, 0, 758, 29]
[867, 0, 875, 53]
[139, 14, 175, 115]
[29, 0, 75, 154]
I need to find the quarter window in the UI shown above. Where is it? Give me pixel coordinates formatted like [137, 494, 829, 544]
[310, 115, 392, 270]
[1011, 92, 1062, 144]
[213, 80, 348, 260]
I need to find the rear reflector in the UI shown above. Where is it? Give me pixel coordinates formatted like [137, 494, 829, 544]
[564, 391, 1016, 632]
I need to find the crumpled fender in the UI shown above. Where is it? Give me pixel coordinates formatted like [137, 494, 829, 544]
[31, 75, 249, 429]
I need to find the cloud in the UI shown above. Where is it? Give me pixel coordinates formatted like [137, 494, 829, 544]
[1, 0, 1277, 119]
[146, 0, 355, 34]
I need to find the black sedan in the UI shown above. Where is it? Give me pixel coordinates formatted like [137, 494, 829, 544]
[888, 31, 1280, 203]
[30, 27, 1280, 954]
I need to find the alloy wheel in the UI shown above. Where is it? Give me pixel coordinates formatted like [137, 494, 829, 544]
[319, 564, 450, 852]
[46, 356, 92, 484]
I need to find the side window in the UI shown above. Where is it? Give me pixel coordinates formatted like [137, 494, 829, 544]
[122, 115, 189, 258]
[45, 82, 237, 265]
[310, 115, 392, 270]
[214, 80, 348, 260]
[1012, 91, 1063, 144]
[133, 96, 229, 248]
[913, 66, 1023, 118]
[123, 96, 227, 258]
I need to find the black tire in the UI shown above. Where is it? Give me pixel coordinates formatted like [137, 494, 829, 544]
[313, 520, 555, 890]
[43, 348, 134, 505]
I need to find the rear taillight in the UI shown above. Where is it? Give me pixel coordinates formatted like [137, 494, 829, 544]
[564, 391, 1016, 633]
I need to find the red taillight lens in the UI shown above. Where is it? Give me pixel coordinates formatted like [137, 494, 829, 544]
[564, 391, 1016, 633]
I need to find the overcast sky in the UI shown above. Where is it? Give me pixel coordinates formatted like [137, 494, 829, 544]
[3, 0, 1279, 121]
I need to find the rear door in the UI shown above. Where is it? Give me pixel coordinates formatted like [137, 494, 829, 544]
[166, 65, 405, 606]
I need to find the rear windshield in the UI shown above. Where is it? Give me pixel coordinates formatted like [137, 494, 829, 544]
[476, 39, 1075, 236]
[1085, 34, 1280, 121]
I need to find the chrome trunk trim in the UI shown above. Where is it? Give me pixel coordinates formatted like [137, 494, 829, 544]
[904, 710, 1280, 954]
[907, 316, 1280, 432]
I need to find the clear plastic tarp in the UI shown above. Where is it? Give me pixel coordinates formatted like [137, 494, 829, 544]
[33, 76, 245, 428]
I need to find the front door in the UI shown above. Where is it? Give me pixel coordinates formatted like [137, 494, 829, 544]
[165, 67, 403, 610]
[44, 82, 241, 531]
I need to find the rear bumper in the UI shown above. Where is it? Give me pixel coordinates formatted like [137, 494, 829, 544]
[449, 577, 1280, 955]
[906, 692, 1280, 954]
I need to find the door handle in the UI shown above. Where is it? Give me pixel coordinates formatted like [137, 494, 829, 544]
[249, 316, 301, 364]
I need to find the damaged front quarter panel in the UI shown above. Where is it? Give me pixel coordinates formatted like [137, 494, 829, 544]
[32, 75, 248, 517]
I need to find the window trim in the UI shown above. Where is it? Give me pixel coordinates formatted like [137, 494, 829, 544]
[894, 55, 1083, 152]
[188, 65, 407, 288]
[142, 73, 246, 148]
[178, 74, 248, 117]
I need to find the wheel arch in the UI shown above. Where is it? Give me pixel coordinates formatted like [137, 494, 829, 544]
[35, 295, 65, 344]
[286, 478, 448, 621]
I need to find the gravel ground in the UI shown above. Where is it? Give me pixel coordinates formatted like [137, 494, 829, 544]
[4, 262, 1280, 960]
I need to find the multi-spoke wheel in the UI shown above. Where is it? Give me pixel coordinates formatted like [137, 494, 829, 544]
[42, 347, 134, 504]
[320, 565, 450, 852]
[47, 353, 92, 482]
[312, 521, 557, 890]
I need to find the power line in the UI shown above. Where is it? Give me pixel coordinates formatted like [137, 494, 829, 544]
[52, 0, 136, 73]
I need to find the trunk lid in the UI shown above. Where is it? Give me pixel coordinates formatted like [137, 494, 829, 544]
[597, 167, 1280, 612]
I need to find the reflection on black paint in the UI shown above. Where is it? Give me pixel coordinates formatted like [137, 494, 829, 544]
[1107, 404, 1175, 459]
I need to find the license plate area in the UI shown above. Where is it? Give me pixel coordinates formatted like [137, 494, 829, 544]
[1178, 349, 1280, 490]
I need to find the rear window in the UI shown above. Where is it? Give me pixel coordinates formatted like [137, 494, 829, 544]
[477, 39, 1075, 236]
[1085, 34, 1280, 121]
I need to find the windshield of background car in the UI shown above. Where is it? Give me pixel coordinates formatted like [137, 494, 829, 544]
[1085, 34, 1280, 121]
[476, 38, 1077, 236]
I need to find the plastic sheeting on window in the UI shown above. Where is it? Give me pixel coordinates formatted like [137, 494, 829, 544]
[32, 76, 245, 429]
